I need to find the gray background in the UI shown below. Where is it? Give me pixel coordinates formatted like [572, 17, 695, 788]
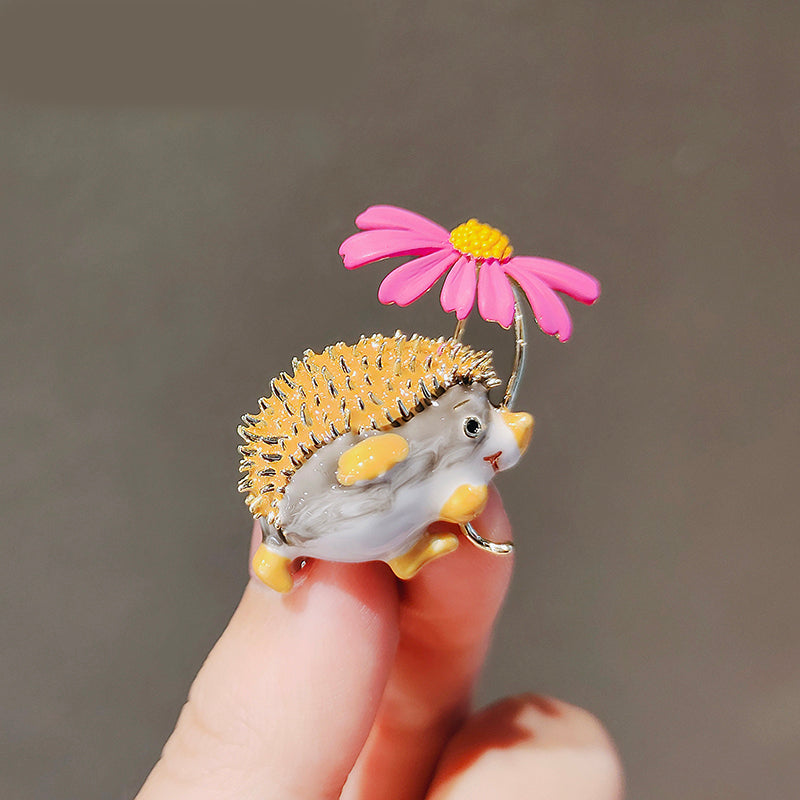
[1, 2, 798, 798]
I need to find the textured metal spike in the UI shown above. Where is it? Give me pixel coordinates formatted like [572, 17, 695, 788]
[281, 468, 295, 478]
[260, 452, 282, 462]
[328, 380, 338, 397]
[310, 431, 323, 448]
[241, 414, 258, 427]
[357, 396, 365, 410]
[300, 403, 310, 427]
[239, 461, 253, 472]
[385, 409, 402, 427]
[364, 373, 372, 386]
[258, 397, 270, 411]
[368, 391, 382, 406]
[290, 454, 302, 468]
[419, 378, 433, 402]
[280, 372, 296, 389]
[260, 483, 275, 494]
[397, 398, 411, 420]
[330, 422, 340, 437]
[340, 355, 351, 374]
[299, 442, 312, 457]
[270, 379, 286, 402]
[238, 446, 255, 456]
[258, 467, 277, 477]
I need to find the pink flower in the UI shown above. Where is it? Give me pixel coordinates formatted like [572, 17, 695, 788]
[339, 205, 601, 341]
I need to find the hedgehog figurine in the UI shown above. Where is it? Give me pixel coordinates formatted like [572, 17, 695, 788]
[238, 204, 601, 592]
[239, 333, 533, 593]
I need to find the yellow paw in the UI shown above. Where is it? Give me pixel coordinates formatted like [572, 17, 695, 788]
[388, 531, 459, 580]
[439, 483, 489, 524]
[252, 543, 293, 593]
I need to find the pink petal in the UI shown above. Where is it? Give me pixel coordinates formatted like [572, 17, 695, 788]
[504, 256, 601, 304]
[506, 270, 573, 342]
[477, 260, 516, 328]
[440, 255, 477, 320]
[354, 205, 450, 241]
[377, 250, 460, 306]
[339, 229, 444, 269]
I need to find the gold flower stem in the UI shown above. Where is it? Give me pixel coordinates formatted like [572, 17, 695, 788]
[451, 282, 527, 410]
[503, 283, 528, 409]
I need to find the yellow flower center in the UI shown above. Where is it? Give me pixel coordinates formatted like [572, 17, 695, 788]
[449, 218, 514, 262]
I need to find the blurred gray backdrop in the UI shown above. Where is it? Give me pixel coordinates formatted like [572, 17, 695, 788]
[1, 2, 798, 798]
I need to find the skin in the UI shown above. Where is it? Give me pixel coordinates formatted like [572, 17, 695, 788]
[135, 489, 623, 800]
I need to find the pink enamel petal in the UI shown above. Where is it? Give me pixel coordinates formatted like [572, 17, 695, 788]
[508, 270, 574, 342]
[504, 256, 601, 304]
[355, 205, 450, 241]
[339, 229, 444, 269]
[377, 250, 460, 306]
[440, 255, 477, 319]
[477, 260, 516, 329]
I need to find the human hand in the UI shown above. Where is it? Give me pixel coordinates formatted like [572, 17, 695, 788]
[135, 489, 622, 799]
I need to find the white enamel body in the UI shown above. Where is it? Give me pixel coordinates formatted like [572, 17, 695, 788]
[260, 384, 523, 564]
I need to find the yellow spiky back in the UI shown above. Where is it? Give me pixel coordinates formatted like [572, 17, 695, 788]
[238, 332, 500, 525]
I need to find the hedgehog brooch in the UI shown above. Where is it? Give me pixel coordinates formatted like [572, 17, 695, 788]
[239, 206, 600, 592]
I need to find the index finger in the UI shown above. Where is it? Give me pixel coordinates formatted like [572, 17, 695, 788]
[343, 486, 514, 800]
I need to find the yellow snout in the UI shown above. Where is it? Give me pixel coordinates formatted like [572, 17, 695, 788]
[499, 409, 534, 454]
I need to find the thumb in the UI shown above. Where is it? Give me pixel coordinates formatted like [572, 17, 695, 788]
[136, 525, 399, 800]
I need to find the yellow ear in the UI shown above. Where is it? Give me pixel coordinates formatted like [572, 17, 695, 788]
[336, 433, 409, 486]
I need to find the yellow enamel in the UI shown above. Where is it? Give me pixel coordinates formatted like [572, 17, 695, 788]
[252, 543, 293, 593]
[439, 484, 489, 524]
[450, 218, 513, 261]
[238, 333, 500, 522]
[388, 531, 459, 579]
[336, 433, 409, 486]
[499, 409, 534, 454]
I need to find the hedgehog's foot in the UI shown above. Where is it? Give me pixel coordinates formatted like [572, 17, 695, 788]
[252, 543, 293, 593]
[439, 484, 489, 524]
[388, 531, 459, 580]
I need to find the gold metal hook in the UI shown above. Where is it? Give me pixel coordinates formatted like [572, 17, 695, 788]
[460, 521, 514, 554]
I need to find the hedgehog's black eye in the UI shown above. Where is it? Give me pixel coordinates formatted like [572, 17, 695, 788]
[463, 416, 483, 438]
